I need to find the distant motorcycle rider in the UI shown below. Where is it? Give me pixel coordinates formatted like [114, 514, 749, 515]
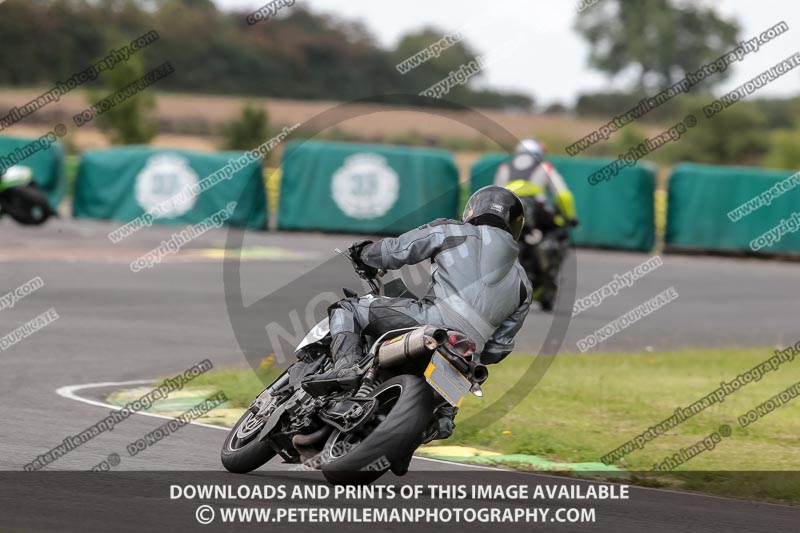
[303, 186, 532, 438]
[494, 139, 577, 311]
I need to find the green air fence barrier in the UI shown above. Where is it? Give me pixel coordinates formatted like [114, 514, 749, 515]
[667, 163, 800, 254]
[0, 135, 66, 208]
[471, 154, 656, 251]
[73, 147, 267, 230]
[278, 140, 460, 234]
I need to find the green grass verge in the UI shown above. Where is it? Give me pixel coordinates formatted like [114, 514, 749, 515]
[186, 348, 800, 503]
[155, 364, 283, 410]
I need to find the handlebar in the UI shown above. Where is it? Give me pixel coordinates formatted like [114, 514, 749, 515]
[334, 248, 384, 295]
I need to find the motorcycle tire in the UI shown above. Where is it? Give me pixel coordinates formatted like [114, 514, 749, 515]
[321, 374, 434, 485]
[0, 185, 53, 226]
[538, 292, 555, 312]
[221, 407, 278, 474]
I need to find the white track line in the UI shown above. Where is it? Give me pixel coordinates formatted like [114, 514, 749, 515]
[56, 380, 502, 470]
[56, 380, 800, 508]
[57, 380, 230, 432]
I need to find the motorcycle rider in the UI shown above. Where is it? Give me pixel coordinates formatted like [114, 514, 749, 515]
[303, 186, 532, 439]
[494, 139, 578, 310]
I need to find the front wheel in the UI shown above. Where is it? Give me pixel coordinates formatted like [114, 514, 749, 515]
[221, 407, 278, 474]
[321, 374, 434, 485]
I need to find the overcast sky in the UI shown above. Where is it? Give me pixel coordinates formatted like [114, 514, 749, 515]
[217, 0, 800, 106]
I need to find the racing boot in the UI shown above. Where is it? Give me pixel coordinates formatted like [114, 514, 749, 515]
[302, 331, 363, 396]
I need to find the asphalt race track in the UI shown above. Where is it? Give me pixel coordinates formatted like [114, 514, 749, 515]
[1, 218, 798, 532]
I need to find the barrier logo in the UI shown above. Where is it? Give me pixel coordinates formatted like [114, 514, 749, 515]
[331, 153, 399, 219]
[134, 153, 199, 218]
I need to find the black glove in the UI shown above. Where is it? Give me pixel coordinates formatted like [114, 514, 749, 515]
[348, 240, 379, 279]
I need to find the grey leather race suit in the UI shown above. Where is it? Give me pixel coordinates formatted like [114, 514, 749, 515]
[330, 219, 532, 366]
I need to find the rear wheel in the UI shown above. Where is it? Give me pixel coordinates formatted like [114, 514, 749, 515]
[220, 407, 278, 474]
[321, 374, 434, 485]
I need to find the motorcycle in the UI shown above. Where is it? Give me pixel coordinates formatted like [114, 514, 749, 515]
[0, 165, 56, 225]
[221, 248, 489, 485]
[516, 196, 572, 312]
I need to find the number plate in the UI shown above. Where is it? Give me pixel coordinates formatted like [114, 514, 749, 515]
[424, 352, 471, 407]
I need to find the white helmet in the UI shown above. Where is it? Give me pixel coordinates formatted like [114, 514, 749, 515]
[1, 165, 32, 182]
[515, 139, 545, 161]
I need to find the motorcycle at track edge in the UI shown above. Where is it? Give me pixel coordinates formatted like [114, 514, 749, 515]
[516, 197, 572, 312]
[0, 165, 56, 226]
[221, 248, 489, 485]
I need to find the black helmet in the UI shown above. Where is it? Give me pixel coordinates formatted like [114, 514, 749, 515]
[463, 186, 525, 240]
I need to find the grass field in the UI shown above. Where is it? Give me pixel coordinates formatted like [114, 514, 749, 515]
[0, 87, 671, 157]
[180, 347, 800, 502]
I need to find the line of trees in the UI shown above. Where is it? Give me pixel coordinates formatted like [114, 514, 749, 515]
[570, 0, 799, 168]
[0, 0, 534, 110]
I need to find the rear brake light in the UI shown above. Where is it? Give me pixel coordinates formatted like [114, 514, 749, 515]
[445, 331, 476, 359]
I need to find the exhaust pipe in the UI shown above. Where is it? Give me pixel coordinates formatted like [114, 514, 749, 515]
[377, 326, 447, 367]
[470, 363, 489, 384]
[292, 425, 333, 464]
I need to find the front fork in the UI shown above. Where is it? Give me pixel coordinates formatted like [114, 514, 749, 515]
[248, 370, 291, 416]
